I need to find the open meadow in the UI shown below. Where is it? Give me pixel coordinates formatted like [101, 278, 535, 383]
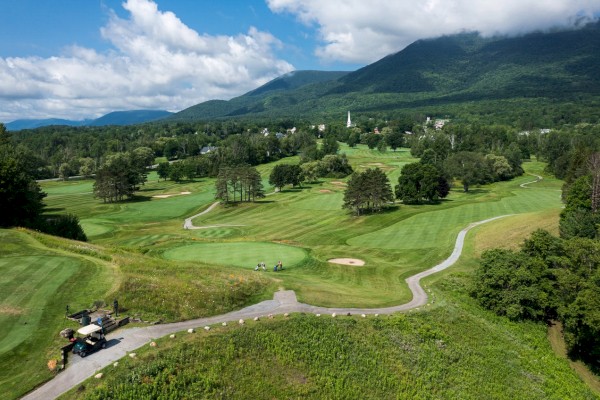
[4, 144, 596, 399]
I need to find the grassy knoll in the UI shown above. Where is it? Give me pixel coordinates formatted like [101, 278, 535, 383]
[0, 228, 274, 399]
[0, 229, 116, 400]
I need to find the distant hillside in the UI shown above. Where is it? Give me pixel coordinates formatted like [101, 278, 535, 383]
[5, 109, 172, 131]
[88, 110, 173, 126]
[169, 22, 600, 124]
[5, 118, 88, 131]
[168, 70, 349, 122]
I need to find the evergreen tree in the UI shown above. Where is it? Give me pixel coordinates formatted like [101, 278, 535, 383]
[343, 168, 393, 215]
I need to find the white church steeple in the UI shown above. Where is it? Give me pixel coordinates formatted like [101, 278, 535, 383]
[346, 111, 352, 128]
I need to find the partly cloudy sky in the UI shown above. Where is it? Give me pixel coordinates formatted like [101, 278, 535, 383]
[1, 0, 599, 122]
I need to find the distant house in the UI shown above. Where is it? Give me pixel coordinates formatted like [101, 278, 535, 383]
[434, 120, 448, 130]
[275, 132, 285, 139]
[287, 127, 297, 134]
[262, 128, 269, 136]
[200, 146, 217, 155]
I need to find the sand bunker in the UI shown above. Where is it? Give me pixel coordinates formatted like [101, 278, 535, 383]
[319, 189, 332, 193]
[153, 191, 192, 199]
[331, 181, 346, 186]
[328, 258, 365, 266]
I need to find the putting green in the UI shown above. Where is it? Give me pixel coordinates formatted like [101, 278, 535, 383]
[162, 242, 308, 268]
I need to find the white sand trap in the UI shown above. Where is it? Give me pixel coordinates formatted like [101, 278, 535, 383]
[331, 181, 346, 186]
[328, 258, 365, 266]
[153, 191, 192, 199]
[319, 189, 332, 193]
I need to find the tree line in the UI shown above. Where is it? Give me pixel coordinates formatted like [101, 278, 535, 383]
[0, 125, 86, 240]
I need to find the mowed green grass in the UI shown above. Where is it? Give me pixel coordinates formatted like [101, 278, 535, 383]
[180, 158, 561, 306]
[42, 172, 217, 241]
[163, 242, 308, 268]
[0, 230, 116, 399]
[349, 173, 561, 250]
[40, 150, 562, 309]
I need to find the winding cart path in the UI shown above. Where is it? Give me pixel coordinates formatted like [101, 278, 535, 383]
[22, 212, 508, 400]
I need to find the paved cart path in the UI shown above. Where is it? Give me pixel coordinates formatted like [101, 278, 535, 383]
[22, 213, 508, 400]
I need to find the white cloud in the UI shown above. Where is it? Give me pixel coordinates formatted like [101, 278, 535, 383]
[0, 0, 293, 122]
[267, 0, 600, 64]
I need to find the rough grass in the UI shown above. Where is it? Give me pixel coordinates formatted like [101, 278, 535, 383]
[61, 311, 598, 400]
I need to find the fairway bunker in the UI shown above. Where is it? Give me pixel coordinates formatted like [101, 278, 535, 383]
[328, 258, 365, 266]
[153, 191, 192, 199]
[319, 189, 333, 193]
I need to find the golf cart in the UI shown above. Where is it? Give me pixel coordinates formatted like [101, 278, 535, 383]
[72, 324, 107, 358]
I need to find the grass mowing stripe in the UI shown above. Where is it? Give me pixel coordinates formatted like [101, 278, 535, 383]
[0, 256, 80, 353]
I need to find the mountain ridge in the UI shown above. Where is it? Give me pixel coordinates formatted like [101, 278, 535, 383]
[5, 109, 173, 131]
[168, 21, 600, 123]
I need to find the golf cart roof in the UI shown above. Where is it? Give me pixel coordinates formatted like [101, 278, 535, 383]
[77, 324, 102, 335]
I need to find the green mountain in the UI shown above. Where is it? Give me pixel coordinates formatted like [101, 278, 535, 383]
[88, 109, 173, 126]
[169, 70, 349, 121]
[5, 110, 172, 131]
[168, 22, 600, 123]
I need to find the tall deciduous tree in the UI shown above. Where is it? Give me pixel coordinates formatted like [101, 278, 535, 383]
[385, 131, 404, 152]
[445, 151, 489, 192]
[157, 162, 170, 181]
[0, 144, 46, 227]
[321, 135, 339, 155]
[395, 163, 449, 203]
[269, 164, 289, 191]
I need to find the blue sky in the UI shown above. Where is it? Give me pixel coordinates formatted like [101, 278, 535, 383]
[1, 0, 599, 122]
[0, 1, 340, 71]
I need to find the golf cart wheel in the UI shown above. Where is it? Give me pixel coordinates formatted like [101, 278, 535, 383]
[101, 342, 107, 349]
[80, 351, 87, 358]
